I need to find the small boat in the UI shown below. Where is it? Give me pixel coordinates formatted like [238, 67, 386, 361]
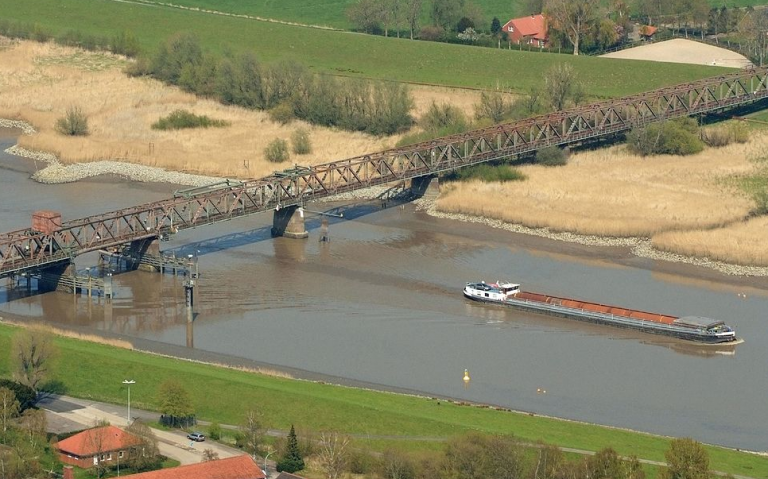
[463, 281, 738, 344]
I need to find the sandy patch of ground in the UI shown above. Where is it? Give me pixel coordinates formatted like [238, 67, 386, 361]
[0, 40, 489, 179]
[602, 38, 752, 68]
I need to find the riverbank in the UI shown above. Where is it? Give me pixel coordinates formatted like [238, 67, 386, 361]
[0, 320, 764, 477]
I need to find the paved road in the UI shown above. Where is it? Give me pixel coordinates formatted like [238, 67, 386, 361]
[39, 395, 761, 479]
[39, 395, 246, 467]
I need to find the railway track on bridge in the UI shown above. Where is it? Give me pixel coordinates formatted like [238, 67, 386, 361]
[2, 68, 768, 279]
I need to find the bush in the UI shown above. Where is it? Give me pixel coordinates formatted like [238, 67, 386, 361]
[269, 102, 296, 125]
[0, 379, 37, 411]
[421, 102, 468, 133]
[291, 128, 312, 155]
[110, 30, 141, 57]
[151, 110, 229, 130]
[731, 121, 749, 143]
[701, 126, 732, 147]
[265, 138, 290, 163]
[535, 146, 567, 166]
[627, 118, 703, 156]
[448, 163, 526, 182]
[207, 422, 222, 441]
[419, 26, 445, 41]
[55, 106, 89, 136]
[475, 91, 511, 123]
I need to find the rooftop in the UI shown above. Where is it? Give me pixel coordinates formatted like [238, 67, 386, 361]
[121, 455, 266, 479]
[56, 426, 143, 457]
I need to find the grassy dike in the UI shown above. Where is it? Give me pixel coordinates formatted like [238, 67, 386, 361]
[0, 0, 731, 96]
[0, 323, 765, 477]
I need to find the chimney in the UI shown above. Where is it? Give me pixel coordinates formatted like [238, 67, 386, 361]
[63, 466, 74, 479]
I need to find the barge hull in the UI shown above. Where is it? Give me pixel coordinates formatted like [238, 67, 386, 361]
[463, 293, 735, 344]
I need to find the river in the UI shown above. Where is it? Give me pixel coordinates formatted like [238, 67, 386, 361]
[1, 128, 767, 451]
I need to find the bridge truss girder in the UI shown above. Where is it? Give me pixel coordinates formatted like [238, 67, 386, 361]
[2, 68, 768, 277]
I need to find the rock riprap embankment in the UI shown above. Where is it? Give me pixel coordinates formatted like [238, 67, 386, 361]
[5, 144, 222, 186]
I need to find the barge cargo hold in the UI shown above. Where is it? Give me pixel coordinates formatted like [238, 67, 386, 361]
[463, 282, 738, 344]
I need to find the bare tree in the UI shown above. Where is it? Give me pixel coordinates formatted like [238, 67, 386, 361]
[0, 387, 20, 434]
[318, 432, 350, 479]
[544, 0, 601, 55]
[202, 448, 220, 461]
[19, 409, 46, 451]
[11, 328, 56, 392]
[405, 0, 423, 39]
[239, 409, 263, 459]
[543, 63, 583, 111]
[126, 420, 161, 471]
[381, 449, 415, 479]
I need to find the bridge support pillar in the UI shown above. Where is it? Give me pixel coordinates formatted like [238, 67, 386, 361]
[271, 206, 309, 239]
[38, 262, 75, 294]
[125, 238, 161, 272]
[411, 176, 439, 199]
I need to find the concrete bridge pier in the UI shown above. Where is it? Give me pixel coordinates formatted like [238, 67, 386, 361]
[271, 205, 309, 239]
[411, 175, 440, 199]
[124, 237, 161, 272]
[38, 262, 75, 294]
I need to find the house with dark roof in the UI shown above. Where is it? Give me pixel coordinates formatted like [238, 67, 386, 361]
[121, 455, 266, 479]
[55, 425, 144, 469]
[502, 14, 549, 47]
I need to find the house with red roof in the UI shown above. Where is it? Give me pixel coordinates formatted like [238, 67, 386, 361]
[502, 14, 549, 47]
[121, 455, 266, 479]
[55, 425, 144, 469]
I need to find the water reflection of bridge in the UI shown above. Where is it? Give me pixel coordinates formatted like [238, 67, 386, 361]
[2, 69, 768, 288]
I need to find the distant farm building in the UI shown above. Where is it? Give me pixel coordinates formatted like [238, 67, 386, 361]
[639, 25, 658, 41]
[502, 14, 548, 47]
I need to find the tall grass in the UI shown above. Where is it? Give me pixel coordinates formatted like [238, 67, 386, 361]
[0, 41, 396, 177]
[436, 138, 758, 238]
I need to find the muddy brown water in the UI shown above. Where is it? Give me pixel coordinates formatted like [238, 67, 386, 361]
[1, 128, 767, 451]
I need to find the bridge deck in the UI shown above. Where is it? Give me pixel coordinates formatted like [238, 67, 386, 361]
[2, 68, 768, 277]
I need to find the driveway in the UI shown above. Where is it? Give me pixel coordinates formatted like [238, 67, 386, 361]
[39, 394, 245, 466]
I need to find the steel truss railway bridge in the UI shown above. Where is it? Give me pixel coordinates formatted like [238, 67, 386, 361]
[2, 68, 768, 290]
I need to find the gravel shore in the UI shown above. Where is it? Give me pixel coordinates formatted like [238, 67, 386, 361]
[414, 197, 768, 278]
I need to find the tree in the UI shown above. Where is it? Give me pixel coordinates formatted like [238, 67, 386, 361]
[491, 17, 501, 35]
[475, 90, 511, 123]
[239, 409, 263, 458]
[18, 409, 46, 452]
[430, 0, 464, 31]
[0, 387, 20, 434]
[544, 0, 601, 55]
[0, 380, 36, 412]
[318, 432, 350, 479]
[347, 0, 386, 34]
[661, 438, 710, 479]
[276, 425, 305, 473]
[586, 447, 645, 479]
[202, 448, 220, 461]
[11, 327, 56, 392]
[405, 0, 423, 39]
[126, 420, 162, 472]
[157, 379, 195, 428]
[523, 0, 544, 15]
[543, 63, 583, 111]
[381, 449, 416, 479]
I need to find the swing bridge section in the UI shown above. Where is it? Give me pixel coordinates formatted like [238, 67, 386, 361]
[2, 68, 768, 288]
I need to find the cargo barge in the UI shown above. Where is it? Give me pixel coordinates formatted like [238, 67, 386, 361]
[463, 281, 738, 344]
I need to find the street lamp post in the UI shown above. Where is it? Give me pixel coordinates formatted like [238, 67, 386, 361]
[263, 451, 274, 478]
[122, 380, 135, 425]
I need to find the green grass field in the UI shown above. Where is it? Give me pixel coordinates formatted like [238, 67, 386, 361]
[0, 324, 766, 478]
[0, 0, 732, 97]
[88, 0, 768, 31]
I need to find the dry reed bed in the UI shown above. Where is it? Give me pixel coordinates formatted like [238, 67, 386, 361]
[0, 40, 491, 181]
[436, 136, 768, 269]
[652, 216, 768, 267]
[438, 142, 757, 237]
[0, 41, 392, 178]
